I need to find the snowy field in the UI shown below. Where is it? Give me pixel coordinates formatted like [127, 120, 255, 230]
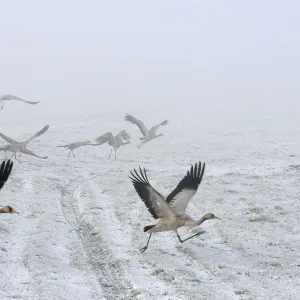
[0, 105, 300, 300]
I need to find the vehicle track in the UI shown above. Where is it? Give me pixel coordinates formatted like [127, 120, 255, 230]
[20, 164, 104, 300]
[57, 176, 137, 300]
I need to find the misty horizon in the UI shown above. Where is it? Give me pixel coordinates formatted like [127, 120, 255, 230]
[1, 1, 299, 122]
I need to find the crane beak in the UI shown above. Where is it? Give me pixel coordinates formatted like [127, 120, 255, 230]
[213, 216, 221, 220]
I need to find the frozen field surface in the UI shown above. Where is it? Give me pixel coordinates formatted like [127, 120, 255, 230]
[0, 109, 299, 300]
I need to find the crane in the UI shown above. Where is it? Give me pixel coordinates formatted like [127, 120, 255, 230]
[129, 161, 220, 253]
[0, 94, 40, 110]
[94, 130, 131, 160]
[125, 114, 168, 149]
[56, 140, 94, 158]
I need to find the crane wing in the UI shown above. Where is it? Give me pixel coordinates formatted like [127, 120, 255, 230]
[0, 94, 40, 104]
[25, 125, 50, 143]
[0, 95, 24, 101]
[129, 166, 175, 219]
[95, 132, 115, 146]
[0, 160, 13, 190]
[115, 130, 131, 143]
[125, 114, 149, 136]
[149, 120, 169, 135]
[0, 132, 19, 144]
[166, 162, 205, 215]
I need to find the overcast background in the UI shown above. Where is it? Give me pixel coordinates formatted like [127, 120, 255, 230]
[1, 0, 299, 124]
[0, 3, 300, 299]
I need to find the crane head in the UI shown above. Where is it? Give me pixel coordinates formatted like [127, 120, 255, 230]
[0, 206, 19, 214]
[203, 213, 220, 220]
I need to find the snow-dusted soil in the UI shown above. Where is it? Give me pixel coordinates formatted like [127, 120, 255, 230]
[0, 110, 299, 300]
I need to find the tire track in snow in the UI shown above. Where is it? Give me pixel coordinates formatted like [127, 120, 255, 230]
[19, 163, 104, 300]
[0, 167, 40, 300]
[57, 176, 137, 300]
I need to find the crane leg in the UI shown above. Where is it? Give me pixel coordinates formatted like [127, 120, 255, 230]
[15, 153, 21, 163]
[4, 151, 7, 159]
[108, 148, 113, 159]
[10, 153, 15, 160]
[137, 141, 144, 148]
[140, 233, 152, 254]
[68, 151, 71, 157]
[114, 149, 117, 160]
[175, 230, 205, 243]
[137, 141, 146, 149]
[0, 101, 3, 110]
[71, 150, 75, 157]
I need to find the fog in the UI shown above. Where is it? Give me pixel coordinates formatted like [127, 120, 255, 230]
[1, 3, 300, 299]
[1, 0, 300, 123]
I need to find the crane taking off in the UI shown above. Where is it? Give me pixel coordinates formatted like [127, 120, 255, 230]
[129, 161, 220, 253]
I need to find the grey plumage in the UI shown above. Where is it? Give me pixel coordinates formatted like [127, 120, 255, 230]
[0, 94, 40, 110]
[56, 140, 94, 158]
[94, 130, 131, 160]
[129, 162, 220, 253]
[0, 125, 49, 161]
[125, 114, 169, 148]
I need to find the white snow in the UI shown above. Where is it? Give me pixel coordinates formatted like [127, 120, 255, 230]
[0, 106, 300, 300]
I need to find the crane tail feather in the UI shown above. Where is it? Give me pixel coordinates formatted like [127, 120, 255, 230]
[144, 225, 155, 232]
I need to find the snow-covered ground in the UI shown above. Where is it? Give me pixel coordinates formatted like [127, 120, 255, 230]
[0, 105, 300, 300]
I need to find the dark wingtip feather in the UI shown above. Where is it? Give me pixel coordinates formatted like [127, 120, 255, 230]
[129, 166, 159, 219]
[139, 166, 148, 184]
[0, 159, 13, 190]
[166, 161, 206, 204]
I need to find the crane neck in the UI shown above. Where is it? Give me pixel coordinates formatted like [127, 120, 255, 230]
[196, 216, 207, 226]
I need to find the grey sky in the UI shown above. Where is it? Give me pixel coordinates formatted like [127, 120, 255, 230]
[1, 0, 299, 119]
